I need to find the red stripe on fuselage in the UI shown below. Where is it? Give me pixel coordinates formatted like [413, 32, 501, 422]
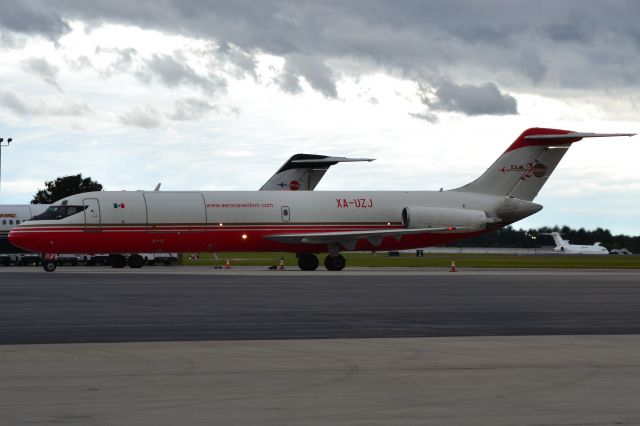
[8, 223, 488, 254]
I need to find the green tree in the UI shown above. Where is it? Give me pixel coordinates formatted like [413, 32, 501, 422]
[31, 174, 103, 204]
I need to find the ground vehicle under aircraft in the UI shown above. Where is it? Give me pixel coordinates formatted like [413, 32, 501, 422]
[9, 128, 635, 272]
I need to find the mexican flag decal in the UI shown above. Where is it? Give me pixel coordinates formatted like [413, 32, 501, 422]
[113, 203, 125, 209]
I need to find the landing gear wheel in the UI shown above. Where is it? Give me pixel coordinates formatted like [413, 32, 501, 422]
[128, 254, 144, 269]
[109, 254, 127, 268]
[324, 254, 346, 271]
[42, 260, 57, 272]
[297, 254, 319, 271]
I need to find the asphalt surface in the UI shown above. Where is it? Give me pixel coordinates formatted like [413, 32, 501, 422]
[2, 268, 640, 345]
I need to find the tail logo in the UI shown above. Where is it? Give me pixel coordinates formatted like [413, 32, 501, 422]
[532, 163, 547, 177]
[500, 163, 547, 178]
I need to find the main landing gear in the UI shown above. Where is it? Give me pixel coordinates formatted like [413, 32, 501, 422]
[297, 253, 319, 271]
[127, 254, 145, 269]
[110, 254, 147, 268]
[109, 254, 128, 268]
[324, 254, 346, 271]
[296, 253, 346, 271]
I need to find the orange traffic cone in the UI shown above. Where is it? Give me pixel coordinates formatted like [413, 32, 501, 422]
[450, 260, 457, 272]
[279, 257, 285, 270]
[225, 259, 231, 269]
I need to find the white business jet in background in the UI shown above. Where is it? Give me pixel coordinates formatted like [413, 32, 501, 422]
[541, 232, 609, 255]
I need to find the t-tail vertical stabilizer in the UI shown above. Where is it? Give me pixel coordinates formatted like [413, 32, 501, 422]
[453, 128, 635, 201]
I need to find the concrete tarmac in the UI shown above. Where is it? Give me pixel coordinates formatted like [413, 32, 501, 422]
[2, 335, 640, 425]
[2, 267, 640, 424]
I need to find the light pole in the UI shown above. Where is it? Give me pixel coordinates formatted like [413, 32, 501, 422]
[0, 137, 13, 193]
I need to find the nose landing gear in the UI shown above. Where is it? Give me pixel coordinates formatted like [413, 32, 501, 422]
[42, 260, 57, 272]
[41, 253, 57, 272]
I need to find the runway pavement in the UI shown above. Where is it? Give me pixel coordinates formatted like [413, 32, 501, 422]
[1, 267, 640, 345]
[3, 267, 640, 425]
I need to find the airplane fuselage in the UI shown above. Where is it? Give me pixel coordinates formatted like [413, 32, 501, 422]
[9, 189, 541, 254]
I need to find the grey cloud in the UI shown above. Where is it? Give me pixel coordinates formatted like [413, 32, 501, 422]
[119, 105, 162, 128]
[21, 57, 61, 89]
[48, 101, 93, 116]
[0, 31, 20, 49]
[409, 112, 438, 123]
[422, 81, 518, 116]
[278, 54, 338, 98]
[216, 42, 258, 79]
[168, 98, 217, 121]
[67, 55, 92, 71]
[0, 1, 70, 39]
[0, 90, 93, 116]
[95, 47, 139, 77]
[514, 51, 547, 84]
[143, 54, 227, 95]
[0, 91, 31, 115]
[277, 67, 303, 94]
[22, 57, 58, 79]
[8, 1, 640, 93]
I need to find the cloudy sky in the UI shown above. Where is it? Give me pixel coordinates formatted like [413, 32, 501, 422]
[0, 0, 638, 234]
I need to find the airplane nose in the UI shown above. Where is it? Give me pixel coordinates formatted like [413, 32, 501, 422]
[8, 227, 41, 253]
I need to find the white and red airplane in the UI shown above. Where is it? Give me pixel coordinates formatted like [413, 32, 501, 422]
[9, 128, 634, 272]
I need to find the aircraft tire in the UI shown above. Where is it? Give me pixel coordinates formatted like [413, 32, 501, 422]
[42, 260, 57, 272]
[298, 254, 319, 271]
[128, 254, 145, 269]
[324, 254, 346, 271]
[109, 254, 127, 268]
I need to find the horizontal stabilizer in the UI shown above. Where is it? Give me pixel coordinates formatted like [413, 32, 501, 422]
[260, 153, 375, 191]
[525, 132, 635, 140]
[291, 156, 375, 164]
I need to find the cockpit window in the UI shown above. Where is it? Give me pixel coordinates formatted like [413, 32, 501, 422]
[30, 205, 88, 221]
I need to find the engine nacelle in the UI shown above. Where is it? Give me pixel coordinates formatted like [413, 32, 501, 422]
[402, 206, 494, 229]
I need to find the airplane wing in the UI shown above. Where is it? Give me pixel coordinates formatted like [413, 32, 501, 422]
[260, 154, 375, 191]
[265, 227, 469, 250]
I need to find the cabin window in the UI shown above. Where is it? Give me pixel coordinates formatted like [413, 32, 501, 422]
[16, 220, 20, 224]
[31, 205, 88, 221]
[9, 220, 13, 225]
[2, 220, 5, 225]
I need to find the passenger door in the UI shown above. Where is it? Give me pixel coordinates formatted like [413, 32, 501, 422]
[83, 198, 101, 231]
